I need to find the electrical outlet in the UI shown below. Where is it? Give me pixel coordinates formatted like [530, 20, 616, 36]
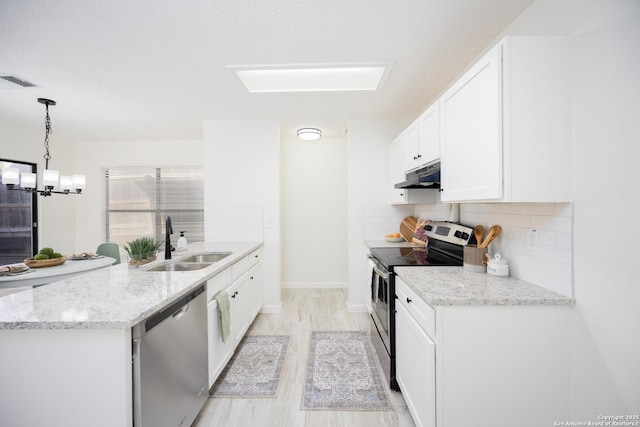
[527, 229, 539, 251]
[264, 217, 274, 229]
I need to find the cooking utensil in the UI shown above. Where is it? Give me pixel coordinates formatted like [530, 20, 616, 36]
[473, 225, 485, 247]
[479, 225, 501, 248]
[399, 216, 418, 242]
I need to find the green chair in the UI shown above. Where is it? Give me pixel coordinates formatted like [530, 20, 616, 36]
[96, 242, 121, 265]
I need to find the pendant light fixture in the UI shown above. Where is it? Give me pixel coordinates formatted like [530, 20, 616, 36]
[297, 128, 322, 141]
[1, 98, 86, 197]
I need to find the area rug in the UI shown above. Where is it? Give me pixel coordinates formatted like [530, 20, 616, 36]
[210, 335, 289, 398]
[302, 331, 392, 411]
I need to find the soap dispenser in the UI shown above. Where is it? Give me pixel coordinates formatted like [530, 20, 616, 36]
[177, 231, 188, 250]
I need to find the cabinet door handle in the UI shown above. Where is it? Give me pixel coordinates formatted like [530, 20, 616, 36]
[249, 276, 254, 280]
[406, 297, 412, 303]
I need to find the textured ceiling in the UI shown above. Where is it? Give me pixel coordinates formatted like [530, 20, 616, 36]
[0, 0, 533, 142]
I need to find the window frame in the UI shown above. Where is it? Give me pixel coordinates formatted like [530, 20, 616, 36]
[104, 166, 204, 245]
[0, 158, 38, 262]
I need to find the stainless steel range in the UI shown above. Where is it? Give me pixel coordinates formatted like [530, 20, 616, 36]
[368, 221, 475, 390]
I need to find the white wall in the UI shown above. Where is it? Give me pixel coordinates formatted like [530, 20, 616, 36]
[1, 125, 203, 256]
[1, 120, 77, 256]
[569, 1, 640, 417]
[73, 139, 204, 252]
[346, 117, 411, 311]
[280, 136, 348, 288]
[416, 0, 640, 419]
[203, 120, 281, 312]
[503, 0, 640, 418]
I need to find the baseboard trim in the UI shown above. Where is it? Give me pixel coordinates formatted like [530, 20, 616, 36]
[282, 282, 348, 289]
[347, 303, 368, 313]
[260, 303, 282, 314]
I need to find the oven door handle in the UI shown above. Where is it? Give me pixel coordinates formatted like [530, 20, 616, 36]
[372, 263, 389, 280]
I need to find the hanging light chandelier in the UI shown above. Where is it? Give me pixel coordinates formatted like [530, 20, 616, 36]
[1, 98, 86, 197]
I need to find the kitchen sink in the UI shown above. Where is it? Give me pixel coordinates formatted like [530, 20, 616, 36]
[146, 262, 213, 272]
[179, 252, 231, 263]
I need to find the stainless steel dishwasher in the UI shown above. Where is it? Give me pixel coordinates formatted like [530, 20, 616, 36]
[132, 284, 208, 427]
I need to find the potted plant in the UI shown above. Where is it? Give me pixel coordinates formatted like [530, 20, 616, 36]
[123, 237, 162, 267]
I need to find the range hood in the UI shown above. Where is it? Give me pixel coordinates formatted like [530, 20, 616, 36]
[394, 160, 441, 189]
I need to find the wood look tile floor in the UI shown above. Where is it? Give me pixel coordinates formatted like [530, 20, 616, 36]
[193, 288, 416, 427]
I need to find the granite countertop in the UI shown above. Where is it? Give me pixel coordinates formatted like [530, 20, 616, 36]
[0, 241, 262, 330]
[395, 266, 574, 307]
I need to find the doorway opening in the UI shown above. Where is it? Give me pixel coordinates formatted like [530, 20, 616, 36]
[0, 159, 38, 264]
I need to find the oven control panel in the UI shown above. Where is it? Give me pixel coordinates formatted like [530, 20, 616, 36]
[423, 221, 475, 246]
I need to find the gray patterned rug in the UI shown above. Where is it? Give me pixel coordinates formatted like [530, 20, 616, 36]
[302, 331, 392, 411]
[210, 335, 289, 398]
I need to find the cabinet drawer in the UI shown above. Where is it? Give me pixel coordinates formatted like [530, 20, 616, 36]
[206, 268, 232, 302]
[231, 256, 249, 281]
[247, 247, 263, 268]
[396, 277, 436, 339]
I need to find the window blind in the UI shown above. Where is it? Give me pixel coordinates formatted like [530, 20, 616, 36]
[104, 167, 204, 247]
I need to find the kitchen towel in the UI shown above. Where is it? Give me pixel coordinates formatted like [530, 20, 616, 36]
[214, 290, 231, 343]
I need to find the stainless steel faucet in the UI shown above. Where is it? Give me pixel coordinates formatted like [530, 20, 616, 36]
[165, 216, 174, 259]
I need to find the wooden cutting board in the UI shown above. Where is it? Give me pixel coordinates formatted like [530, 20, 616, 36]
[399, 216, 418, 242]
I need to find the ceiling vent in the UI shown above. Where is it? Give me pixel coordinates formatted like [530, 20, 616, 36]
[0, 74, 38, 89]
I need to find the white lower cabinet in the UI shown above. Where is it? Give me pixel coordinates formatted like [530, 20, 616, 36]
[229, 272, 249, 346]
[206, 269, 233, 387]
[395, 276, 571, 427]
[396, 296, 435, 427]
[206, 271, 250, 387]
[247, 261, 263, 320]
[206, 247, 264, 388]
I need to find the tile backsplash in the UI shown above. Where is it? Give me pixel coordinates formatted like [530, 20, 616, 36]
[205, 205, 264, 242]
[415, 202, 574, 297]
[362, 204, 414, 240]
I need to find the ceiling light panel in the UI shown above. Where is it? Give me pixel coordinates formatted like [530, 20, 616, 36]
[0, 74, 38, 89]
[230, 64, 390, 93]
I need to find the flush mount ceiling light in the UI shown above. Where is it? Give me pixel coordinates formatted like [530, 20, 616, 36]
[297, 128, 322, 141]
[1, 98, 86, 197]
[229, 63, 391, 93]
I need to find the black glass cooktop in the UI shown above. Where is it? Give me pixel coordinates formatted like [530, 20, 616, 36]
[370, 243, 463, 270]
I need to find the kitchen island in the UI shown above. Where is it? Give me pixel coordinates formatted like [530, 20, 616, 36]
[0, 255, 116, 289]
[0, 241, 262, 427]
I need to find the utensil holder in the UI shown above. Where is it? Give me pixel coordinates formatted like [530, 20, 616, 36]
[463, 245, 488, 273]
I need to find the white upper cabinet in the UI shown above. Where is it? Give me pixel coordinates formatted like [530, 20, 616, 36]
[390, 133, 409, 204]
[417, 103, 440, 168]
[406, 103, 440, 171]
[440, 44, 503, 201]
[405, 120, 420, 170]
[390, 132, 439, 205]
[440, 36, 572, 203]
